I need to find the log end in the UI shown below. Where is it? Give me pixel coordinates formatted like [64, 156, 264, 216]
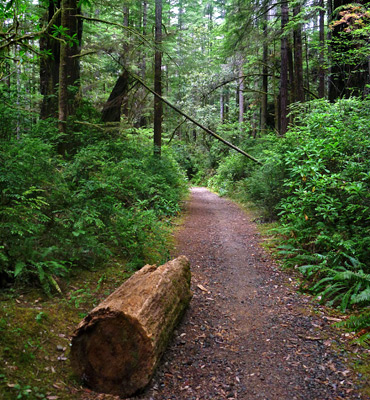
[70, 311, 154, 397]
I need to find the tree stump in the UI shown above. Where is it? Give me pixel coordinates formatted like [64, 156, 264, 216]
[70, 256, 192, 397]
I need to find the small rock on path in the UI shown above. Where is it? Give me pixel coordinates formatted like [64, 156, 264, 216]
[134, 187, 365, 400]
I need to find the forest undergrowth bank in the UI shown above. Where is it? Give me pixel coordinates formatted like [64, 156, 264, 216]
[177, 97, 370, 346]
[0, 100, 189, 399]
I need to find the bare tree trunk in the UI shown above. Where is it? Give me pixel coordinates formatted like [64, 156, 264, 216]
[225, 87, 229, 120]
[280, 0, 289, 135]
[305, 33, 310, 96]
[273, 41, 280, 133]
[261, 1, 268, 134]
[238, 64, 244, 126]
[121, 3, 130, 119]
[318, 0, 325, 98]
[58, 0, 82, 155]
[154, 0, 163, 156]
[102, 71, 130, 123]
[137, 0, 148, 127]
[123, 3, 129, 27]
[293, 5, 304, 102]
[40, 0, 61, 119]
[220, 90, 224, 123]
[15, 45, 21, 139]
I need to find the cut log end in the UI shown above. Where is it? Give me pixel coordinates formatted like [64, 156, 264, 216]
[71, 311, 154, 396]
[70, 256, 192, 397]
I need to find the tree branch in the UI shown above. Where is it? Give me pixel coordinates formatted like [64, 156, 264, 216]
[124, 68, 262, 165]
[0, 8, 62, 50]
[168, 118, 187, 144]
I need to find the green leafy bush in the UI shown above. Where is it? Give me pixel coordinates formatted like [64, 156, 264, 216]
[0, 136, 65, 290]
[275, 98, 370, 310]
[208, 134, 286, 218]
[0, 128, 187, 292]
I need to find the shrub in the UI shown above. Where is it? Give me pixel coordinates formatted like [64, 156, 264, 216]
[275, 98, 370, 310]
[0, 130, 187, 291]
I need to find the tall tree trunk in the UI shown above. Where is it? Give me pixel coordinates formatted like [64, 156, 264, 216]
[123, 3, 129, 27]
[305, 33, 310, 96]
[102, 3, 132, 125]
[137, 0, 148, 127]
[122, 3, 130, 119]
[288, 40, 295, 108]
[102, 71, 130, 123]
[261, 0, 268, 134]
[280, 0, 289, 135]
[40, 0, 61, 119]
[15, 45, 21, 139]
[154, 0, 163, 156]
[293, 5, 304, 102]
[58, 0, 82, 155]
[327, 0, 336, 101]
[318, 0, 325, 98]
[220, 90, 224, 123]
[141, 0, 148, 78]
[238, 63, 244, 126]
[225, 87, 229, 121]
[273, 41, 280, 132]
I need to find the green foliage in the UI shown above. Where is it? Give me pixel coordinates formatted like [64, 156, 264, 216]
[275, 98, 370, 311]
[0, 121, 187, 291]
[208, 133, 286, 219]
[336, 311, 370, 345]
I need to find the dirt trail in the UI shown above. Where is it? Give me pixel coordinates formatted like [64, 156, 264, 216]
[134, 187, 364, 400]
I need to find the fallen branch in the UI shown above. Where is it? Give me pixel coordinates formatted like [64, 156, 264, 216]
[125, 68, 263, 165]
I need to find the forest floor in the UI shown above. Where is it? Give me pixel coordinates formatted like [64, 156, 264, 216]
[128, 187, 369, 400]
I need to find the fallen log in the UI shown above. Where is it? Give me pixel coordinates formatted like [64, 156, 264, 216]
[70, 255, 192, 397]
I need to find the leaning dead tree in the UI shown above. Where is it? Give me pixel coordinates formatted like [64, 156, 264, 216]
[70, 256, 192, 397]
[127, 69, 262, 165]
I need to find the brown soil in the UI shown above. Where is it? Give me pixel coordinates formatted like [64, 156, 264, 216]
[86, 187, 367, 400]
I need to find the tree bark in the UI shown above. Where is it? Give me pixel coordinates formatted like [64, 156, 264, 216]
[40, 0, 61, 119]
[220, 90, 225, 123]
[238, 63, 244, 126]
[101, 70, 130, 123]
[261, 1, 268, 134]
[293, 5, 304, 102]
[70, 256, 192, 398]
[288, 38, 295, 107]
[280, 0, 289, 135]
[58, 0, 82, 154]
[154, 0, 163, 156]
[318, 0, 325, 98]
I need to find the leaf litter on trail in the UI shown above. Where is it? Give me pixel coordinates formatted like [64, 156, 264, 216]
[197, 284, 210, 293]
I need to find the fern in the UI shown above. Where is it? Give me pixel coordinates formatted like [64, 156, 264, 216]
[336, 311, 370, 345]
[352, 287, 370, 304]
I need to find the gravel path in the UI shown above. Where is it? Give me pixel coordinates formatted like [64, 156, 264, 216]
[133, 187, 366, 400]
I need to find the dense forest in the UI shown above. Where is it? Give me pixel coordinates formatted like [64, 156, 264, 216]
[0, 0, 370, 396]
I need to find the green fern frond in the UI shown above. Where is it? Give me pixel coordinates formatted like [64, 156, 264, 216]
[352, 287, 370, 304]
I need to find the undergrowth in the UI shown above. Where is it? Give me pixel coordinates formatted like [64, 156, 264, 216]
[0, 115, 187, 292]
